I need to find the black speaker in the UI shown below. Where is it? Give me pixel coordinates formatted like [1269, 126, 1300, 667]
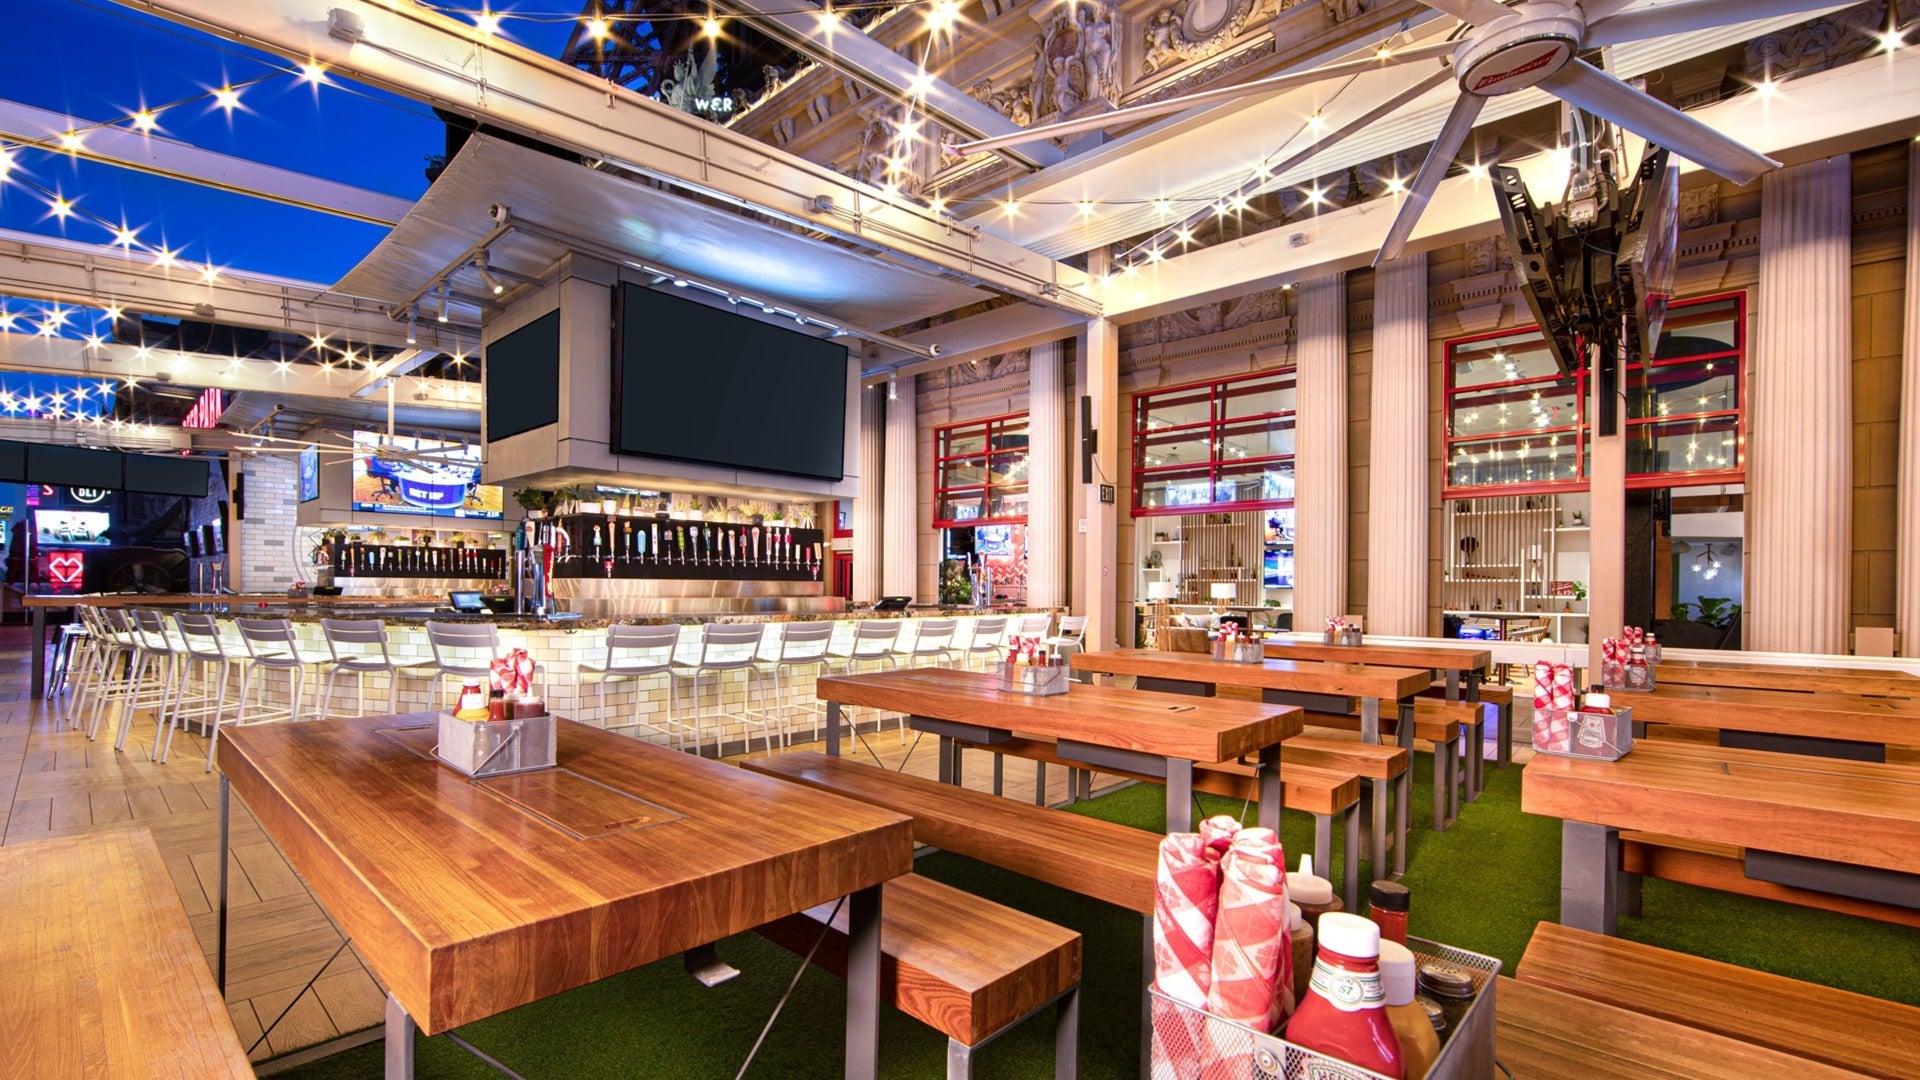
[233, 473, 246, 521]
[1080, 394, 1096, 485]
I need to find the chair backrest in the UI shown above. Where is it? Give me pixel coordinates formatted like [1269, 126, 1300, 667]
[604, 623, 680, 672]
[1015, 614, 1053, 637]
[320, 619, 392, 665]
[425, 621, 499, 672]
[171, 611, 226, 659]
[913, 618, 958, 649]
[131, 609, 175, 651]
[847, 620, 901, 657]
[775, 621, 834, 661]
[234, 618, 299, 661]
[699, 623, 765, 664]
[1057, 615, 1089, 639]
[98, 607, 134, 638]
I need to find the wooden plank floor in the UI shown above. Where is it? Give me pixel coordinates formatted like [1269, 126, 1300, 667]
[0, 630, 1120, 1065]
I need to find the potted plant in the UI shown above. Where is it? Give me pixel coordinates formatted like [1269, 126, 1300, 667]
[513, 488, 551, 519]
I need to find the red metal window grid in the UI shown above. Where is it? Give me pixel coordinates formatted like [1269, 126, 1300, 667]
[1131, 367, 1297, 517]
[933, 411, 1030, 527]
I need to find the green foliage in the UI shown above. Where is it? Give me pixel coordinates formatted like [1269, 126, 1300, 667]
[938, 559, 973, 605]
[1694, 596, 1741, 629]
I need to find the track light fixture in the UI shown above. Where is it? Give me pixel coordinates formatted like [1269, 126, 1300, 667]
[887, 371, 898, 401]
[436, 282, 449, 323]
[475, 253, 505, 296]
[406, 305, 418, 345]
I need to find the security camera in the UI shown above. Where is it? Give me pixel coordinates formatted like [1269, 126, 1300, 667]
[928, 343, 943, 357]
[488, 203, 511, 223]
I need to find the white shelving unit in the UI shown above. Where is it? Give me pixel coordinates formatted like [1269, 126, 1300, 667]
[1443, 492, 1591, 642]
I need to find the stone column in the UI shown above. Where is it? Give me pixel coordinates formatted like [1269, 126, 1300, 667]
[1026, 340, 1068, 608]
[1367, 253, 1429, 637]
[1293, 272, 1347, 631]
[882, 379, 918, 599]
[1748, 155, 1852, 654]
[853, 386, 884, 602]
[1078, 250, 1120, 649]
[1900, 140, 1920, 657]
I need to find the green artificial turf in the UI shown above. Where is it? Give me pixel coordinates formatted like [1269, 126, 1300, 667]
[276, 753, 1920, 1078]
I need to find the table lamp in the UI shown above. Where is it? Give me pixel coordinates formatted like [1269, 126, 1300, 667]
[1210, 582, 1236, 616]
[1146, 580, 1178, 645]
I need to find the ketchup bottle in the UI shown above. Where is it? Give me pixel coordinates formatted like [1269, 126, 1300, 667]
[1286, 912, 1404, 1078]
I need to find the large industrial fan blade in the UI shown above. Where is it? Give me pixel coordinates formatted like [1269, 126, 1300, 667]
[1420, 0, 1518, 24]
[1587, 0, 1850, 46]
[1375, 92, 1486, 265]
[1542, 59, 1778, 182]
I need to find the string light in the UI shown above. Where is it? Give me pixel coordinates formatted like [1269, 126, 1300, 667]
[298, 60, 327, 84]
[1755, 79, 1778, 98]
[130, 108, 158, 132]
[585, 16, 610, 41]
[59, 130, 83, 151]
[702, 16, 723, 38]
[212, 85, 242, 112]
[1878, 27, 1904, 50]
[48, 195, 74, 220]
[474, 9, 502, 34]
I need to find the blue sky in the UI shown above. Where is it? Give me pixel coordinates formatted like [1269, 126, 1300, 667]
[0, 0, 576, 285]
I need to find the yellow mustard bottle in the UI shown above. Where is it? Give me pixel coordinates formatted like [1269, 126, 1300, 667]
[1378, 939, 1441, 1080]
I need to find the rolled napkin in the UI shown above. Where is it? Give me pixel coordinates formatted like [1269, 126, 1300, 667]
[1206, 827, 1292, 1031]
[1153, 832, 1220, 1010]
[1199, 815, 1240, 865]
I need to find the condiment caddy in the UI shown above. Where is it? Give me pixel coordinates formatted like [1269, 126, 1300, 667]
[436, 648, 555, 777]
[1532, 660, 1636, 760]
[1323, 615, 1364, 647]
[998, 635, 1070, 695]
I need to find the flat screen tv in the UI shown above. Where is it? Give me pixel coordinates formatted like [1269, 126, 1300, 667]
[485, 310, 560, 442]
[122, 454, 210, 498]
[612, 284, 849, 482]
[37, 509, 110, 546]
[298, 445, 320, 502]
[26, 444, 122, 490]
[0, 440, 23, 482]
[351, 432, 503, 519]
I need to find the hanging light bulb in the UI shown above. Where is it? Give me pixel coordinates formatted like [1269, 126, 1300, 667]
[585, 16, 610, 41]
[131, 108, 158, 132]
[702, 16, 723, 38]
[213, 85, 242, 113]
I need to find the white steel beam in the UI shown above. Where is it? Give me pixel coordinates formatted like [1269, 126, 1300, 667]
[0, 98, 416, 227]
[863, 302, 1086, 381]
[710, 0, 1062, 170]
[111, 0, 1099, 315]
[0, 229, 476, 352]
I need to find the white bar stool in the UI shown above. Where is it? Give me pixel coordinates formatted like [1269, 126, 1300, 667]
[161, 612, 243, 763]
[113, 610, 179, 756]
[751, 622, 833, 747]
[828, 619, 903, 741]
[670, 623, 773, 756]
[422, 621, 503, 710]
[317, 619, 402, 718]
[960, 616, 1010, 671]
[81, 608, 139, 742]
[578, 624, 681, 744]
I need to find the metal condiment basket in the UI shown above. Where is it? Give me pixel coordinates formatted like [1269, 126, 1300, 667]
[1149, 936, 1499, 1080]
[998, 662, 1070, 696]
[437, 711, 557, 777]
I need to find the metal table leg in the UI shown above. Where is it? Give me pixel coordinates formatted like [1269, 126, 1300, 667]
[1393, 772, 1410, 878]
[217, 774, 230, 994]
[1432, 738, 1455, 832]
[1359, 696, 1381, 743]
[825, 700, 842, 757]
[1364, 778, 1388, 878]
[1165, 758, 1194, 832]
[1341, 805, 1360, 910]
[1560, 820, 1621, 935]
[384, 992, 416, 1079]
[1054, 985, 1080, 1079]
[1443, 669, 1461, 701]
[1256, 743, 1281, 835]
[846, 883, 884, 1080]
[31, 604, 47, 700]
[937, 735, 954, 784]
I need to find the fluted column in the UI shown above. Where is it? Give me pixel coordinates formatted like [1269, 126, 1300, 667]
[1026, 340, 1068, 608]
[1899, 140, 1920, 657]
[1749, 155, 1852, 654]
[1294, 272, 1347, 631]
[883, 380, 918, 599]
[1367, 253, 1429, 637]
[853, 386, 884, 602]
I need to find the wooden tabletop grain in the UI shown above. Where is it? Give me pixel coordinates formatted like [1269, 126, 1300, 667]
[0, 829, 254, 1078]
[1070, 648, 1432, 701]
[1656, 660, 1920, 698]
[1522, 741, 1920, 874]
[218, 714, 914, 1035]
[1261, 638, 1492, 674]
[1496, 978, 1873, 1079]
[814, 668, 1300, 762]
[1629, 683, 1920, 746]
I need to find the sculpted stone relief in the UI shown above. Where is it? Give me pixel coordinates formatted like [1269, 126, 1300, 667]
[922, 349, 1032, 390]
[1118, 286, 1291, 353]
[972, 76, 1035, 128]
[1745, 0, 1917, 82]
[1679, 185, 1720, 230]
[1032, 1, 1123, 120]
[1141, 0, 1269, 76]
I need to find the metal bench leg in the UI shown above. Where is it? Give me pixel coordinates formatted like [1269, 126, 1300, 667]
[1618, 866, 1644, 919]
[992, 753, 1004, 797]
[1393, 771, 1410, 878]
[1363, 779, 1388, 874]
[1432, 740, 1454, 832]
[1035, 761, 1047, 806]
[1561, 820, 1621, 935]
[1342, 804, 1360, 910]
[1313, 813, 1332, 883]
[1497, 701, 1513, 768]
[952, 742, 966, 787]
[947, 1039, 974, 1080]
[847, 883, 883, 1080]
[1055, 985, 1080, 1080]
[1464, 720, 1484, 800]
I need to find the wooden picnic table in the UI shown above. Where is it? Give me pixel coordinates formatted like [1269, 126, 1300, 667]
[215, 712, 913, 1079]
[1068, 648, 1429, 744]
[0, 829, 254, 1077]
[1656, 658, 1920, 698]
[814, 667, 1300, 833]
[1522, 740, 1920, 935]
[1629, 683, 1920, 759]
[1261, 638, 1492, 700]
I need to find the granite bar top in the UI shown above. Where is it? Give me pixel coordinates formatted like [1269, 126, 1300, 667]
[99, 600, 1059, 631]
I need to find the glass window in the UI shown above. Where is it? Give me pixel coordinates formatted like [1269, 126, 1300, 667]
[1132, 368, 1297, 515]
[934, 413, 1029, 526]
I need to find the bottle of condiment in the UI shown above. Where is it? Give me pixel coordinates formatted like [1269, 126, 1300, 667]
[1644, 632, 1661, 666]
[1379, 940, 1440, 1080]
[1286, 912, 1404, 1078]
[1287, 855, 1343, 931]
[487, 690, 507, 723]
[1416, 959, 1476, 1036]
[454, 681, 489, 721]
[1583, 690, 1613, 714]
[1287, 901, 1315, 1009]
[1368, 881, 1409, 946]
[1625, 644, 1651, 690]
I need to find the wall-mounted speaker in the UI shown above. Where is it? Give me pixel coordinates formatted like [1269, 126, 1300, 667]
[233, 473, 246, 521]
[1080, 394, 1096, 485]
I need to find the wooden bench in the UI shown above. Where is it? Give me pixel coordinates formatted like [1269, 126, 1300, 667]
[0, 829, 254, 1077]
[1304, 703, 1469, 829]
[1516, 921, 1920, 1079]
[757, 873, 1081, 1079]
[1285, 736, 1411, 885]
[1421, 680, 1514, 769]
[1619, 831, 1920, 929]
[951, 734, 1366, 908]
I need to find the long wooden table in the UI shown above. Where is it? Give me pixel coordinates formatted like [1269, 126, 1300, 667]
[1262, 638, 1492, 700]
[1628, 683, 1920, 759]
[1523, 741, 1920, 934]
[1657, 658, 1920, 698]
[814, 668, 1300, 833]
[0, 829, 255, 1077]
[216, 713, 914, 1079]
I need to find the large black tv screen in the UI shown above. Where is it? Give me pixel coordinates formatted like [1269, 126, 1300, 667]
[612, 285, 849, 482]
[486, 309, 560, 442]
[123, 454, 211, 498]
[27, 444, 123, 490]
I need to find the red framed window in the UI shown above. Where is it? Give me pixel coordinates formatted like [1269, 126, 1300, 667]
[1443, 292, 1745, 497]
[832, 499, 853, 538]
[1132, 368, 1296, 517]
[933, 413, 1029, 527]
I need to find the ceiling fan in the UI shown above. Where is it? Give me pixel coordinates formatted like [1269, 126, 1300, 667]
[953, 0, 1839, 264]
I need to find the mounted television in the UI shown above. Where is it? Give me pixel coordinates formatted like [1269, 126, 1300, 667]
[1264, 549, 1295, 589]
[298, 446, 320, 503]
[26, 444, 122, 490]
[976, 524, 1014, 556]
[123, 454, 210, 498]
[0, 440, 23, 482]
[485, 309, 560, 441]
[351, 433, 502, 519]
[36, 509, 110, 547]
[612, 284, 849, 482]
